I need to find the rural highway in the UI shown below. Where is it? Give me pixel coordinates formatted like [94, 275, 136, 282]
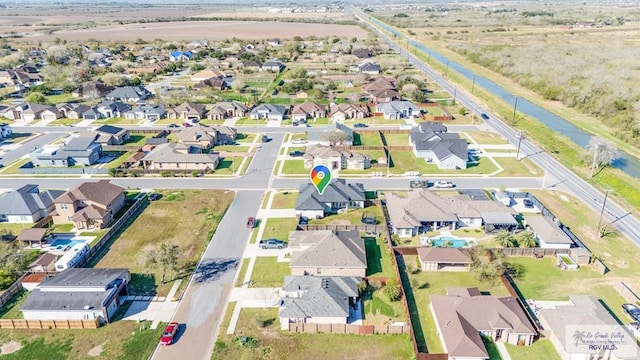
[351, 8, 640, 244]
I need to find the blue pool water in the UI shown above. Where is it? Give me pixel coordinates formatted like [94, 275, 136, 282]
[430, 236, 469, 248]
[50, 239, 86, 250]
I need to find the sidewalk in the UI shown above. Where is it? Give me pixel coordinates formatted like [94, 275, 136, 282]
[122, 279, 183, 329]
[496, 342, 512, 360]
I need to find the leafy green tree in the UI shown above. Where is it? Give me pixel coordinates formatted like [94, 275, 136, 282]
[383, 279, 402, 302]
[0, 242, 28, 290]
[494, 230, 516, 248]
[25, 92, 48, 104]
[515, 231, 537, 248]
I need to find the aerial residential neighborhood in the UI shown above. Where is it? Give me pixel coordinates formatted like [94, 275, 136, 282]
[0, 2, 638, 360]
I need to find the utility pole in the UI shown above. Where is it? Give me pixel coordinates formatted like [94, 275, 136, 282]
[444, 60, 450, 78]
[516, 133, 523, 161]
[590, 143, 599, 177]
[541, 160, 549, 189]
[597, 190, 612, 236]
[452, 87, 457, 105]
[386, 148, 390, 177]
[511, 96, 519, 124]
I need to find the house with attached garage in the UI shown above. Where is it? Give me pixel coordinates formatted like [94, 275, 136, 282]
[328, 103, 369, 123]
[176, 123, 217, 150]
[288, 230, 367, 277]
[430, 287, 537, 360]
[356, 62, 381, 75]
[410, 121, 468, 169]
[303, 144, 370, 171]
[295, 179, 365, 219]
[94, 125, 130, 145]
[105, 86, 152, 102]
[29, 135, 103, 167]
[522, 215, 575, 249]
[385, 190, 518, 237]
[141, 142, 220, 171]
[375, 100, 420, 120]
[291, 101, 327, 122]
[52, 180, 125, 230]
[21, 268, 130, 324]
[96, 100, 131, 119]
[207, 101, 247, 120]
[250, 104, 287, 121]
[169, 50, 192, 62]
[261, 60, 285, 72]
[0, 122, 11, 139]
[167, 102, 207, 121]
[190, 68, 225, 82]
[123, 104, 166, 121]
[0, 184, 63, 223]
[278, 276, 361, 330]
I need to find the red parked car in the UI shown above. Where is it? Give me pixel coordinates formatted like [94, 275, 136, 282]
[159, 322, 179, 345]
[247, 217, 256, 228]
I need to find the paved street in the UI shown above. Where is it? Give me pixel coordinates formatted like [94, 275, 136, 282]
[0, 132, 65, 167]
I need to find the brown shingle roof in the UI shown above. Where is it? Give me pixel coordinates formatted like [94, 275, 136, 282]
[417, 247, 472, 264]
[17, 228, 48, 242]
[54, 180, 124, 208]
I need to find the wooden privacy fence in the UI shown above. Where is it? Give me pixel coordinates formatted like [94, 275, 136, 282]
[297, 224, 387, 232]
[392, 246, 571, 258]
[0, 318, 99, 329]
[0, 272, 29, 308]
[288, 323, 410, 335]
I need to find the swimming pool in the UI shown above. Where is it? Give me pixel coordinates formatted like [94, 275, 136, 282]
[49, 239, 86, 251]
[429, 236, 470, 248]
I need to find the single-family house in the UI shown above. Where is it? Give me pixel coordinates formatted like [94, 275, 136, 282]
[410, 122, 468, 169]
[167, 102, 207, 121]
[291, 102, 327, 122]
[193, 77, 230, 91]
[242, 60, 261, 71]
[176, 124, 217, 149]
[20, 103, 50, 122]
[39, 106, 62, 122]
[105, 86, 152, 102]
[80, 107, 102, 121]
[21, 268, 130, 324]
[0, 122, 12, 139]
[384, 191, 518, 237]
[328, 103, 369, 123]
[0, 70, 14, 86]
[0, 184, 63, 223]
[94, 125, 130, 145]
[430, 288, 537, 360]
[29, 135, 102, 167]
[362, 77, 396, 94]
[190, 68, 225, 82]
[278, 276, 361, 330]
[417, 247, 472, 271]
[523, 215, 575, 249]
[0, 104, 25, 120]
[357, 62, 381, 75]
[303, 144, 370, 171]
[288, 230, 367, 277]
[538, 295, 639, 360]
[52, 180, 125, 230]
[307, 122, 354, 146]
[213, 101, 248, 118]
[214, 125, 238, 145]
[352, 48, 373, 58]
[169, 51, 192, 62]
[141, 142, 220, 171]
[369, 88, 401, 103]
[295, 179, 366, 218]
[124, 104, 166, 121]
[72, 81, 114, 99]
[96, 100, 131, 118]
[376, 101, 420, 119]
[250, 104, 287, 121]
[261, 60, 285, 72]
[16, 228, 51, 248]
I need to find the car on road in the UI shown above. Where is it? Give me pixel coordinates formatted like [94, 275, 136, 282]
[354, 123, 368, 128]
[149, 193, 161, 201]
[623, 303, 640, 322]
[182, 122, 193, 128]
[159, 322, 179, 345]
[481, 113, 490, 120]
[259, 239, 286, 249]
[468, 148, 483, 155]
[291, 138, 307, 145]
[289, 150, 304, 157]
[247, 217, 256, 229]
[434, 181, 455, 188]
[523, 198, 535, 209]
[167, 124, 179, 128]
[261, 135, 271, 143]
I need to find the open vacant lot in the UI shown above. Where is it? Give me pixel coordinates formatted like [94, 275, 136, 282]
[94, 190, 233, 296]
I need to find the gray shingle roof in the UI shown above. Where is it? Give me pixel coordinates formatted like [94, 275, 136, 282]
[0, 184, 63, 216]
[524, 215, 574, 245]
[106, 86, 151, 100]
[295, 179, 365, 211]
[279, 276, 360, 319]
[289, 230, 366, 269]
[142, 143, 219, 164]
[250, 104, 287, 116]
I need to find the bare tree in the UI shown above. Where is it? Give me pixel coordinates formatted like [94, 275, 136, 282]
[145, 242, 182, 284]
[587, 137, 618, 177]
[323, 130, 350, 146]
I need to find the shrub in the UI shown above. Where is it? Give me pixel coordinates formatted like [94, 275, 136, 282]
[383, 279, 402, 302]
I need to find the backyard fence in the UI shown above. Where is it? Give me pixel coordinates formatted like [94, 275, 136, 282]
[0, 318, 99, 329]
[102, 145, 142, 152]
[616, 282, 640, 304]
[76, 195, 149, 268]
[0, 272, 29, 308]
[501, 273, 543, 333]
[297, 224, 386, 232]
[19, 167, 109, 175]
[392, 246, 571, 258]
[287, 322, 410, 335]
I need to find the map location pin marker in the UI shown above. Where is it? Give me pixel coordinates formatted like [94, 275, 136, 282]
[310, 164, 331, 195]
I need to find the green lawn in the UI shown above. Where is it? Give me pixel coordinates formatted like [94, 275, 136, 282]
[49, 118, 83, 126]
[234, 258, 250, 287]
[122, 134, 151, 146]
[103, 151, 131, 169]
[260, 217, 299, 242]
[214, 145, 250, 152]
[215, 156, 245, 174]
[402, 256, 510, 353]
[250, 257, 291, 287]
[93, 117, 142, 125]
[212, 307, 413, 360]
[310, 206, 383, 225]
[45, 93, 76, 104]
[305, 117, 330, 126]
[382, 133, 410, 146]
[234, 117, 265, 126]
[464, 131, 510, 145]
[365, 237, 396, 278]
[389, 151, 498, 175]
[270, 191, 298, 209]
[281, 160, 306, 175]
[0, 158, 30, 174]
[0, 132, 35, 144]
[494, 157, 542, 177]
[0, 222, 35, 236]
[483, 337, 502, 360]
[363, 289, 406, 325]
[353, 132, 383, 146]
[505, 339, 561, 360]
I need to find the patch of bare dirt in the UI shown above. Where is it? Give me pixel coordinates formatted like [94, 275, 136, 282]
[87, 343, 106, 357]
[0, 341, 22, 355]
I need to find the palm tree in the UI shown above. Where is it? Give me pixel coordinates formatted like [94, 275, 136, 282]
[494, 230, 516, 248]
[516, 231, 537, 248]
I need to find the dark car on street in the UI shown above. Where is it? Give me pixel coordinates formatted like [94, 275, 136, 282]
[354, 123, 368, 128]
[259, 239, 286, 249]
[481, 113, 490, 120]
[289, 150, 304, 157]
